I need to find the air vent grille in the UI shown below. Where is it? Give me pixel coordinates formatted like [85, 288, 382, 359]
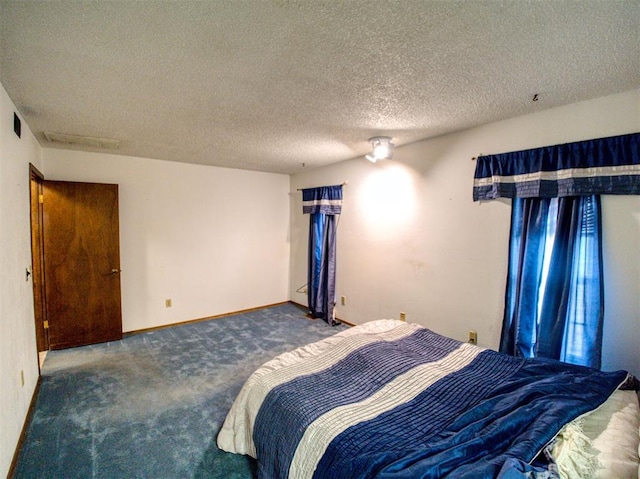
[43, 132, 120, 150]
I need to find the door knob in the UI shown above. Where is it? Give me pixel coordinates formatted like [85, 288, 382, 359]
[111, 269, 121, 274]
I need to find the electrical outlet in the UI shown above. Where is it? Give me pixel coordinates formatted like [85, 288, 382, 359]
[165, 299, 172, 308]
[468, 331, 477, 345]
[399, 312, 406, 322]
[341, 295, 346, 306]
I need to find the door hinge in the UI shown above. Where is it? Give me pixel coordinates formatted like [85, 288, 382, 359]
[39, 194, 44, 204]
[43, 320, 49, 329]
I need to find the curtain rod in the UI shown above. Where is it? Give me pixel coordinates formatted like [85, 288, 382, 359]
[296, 181, 348, 192]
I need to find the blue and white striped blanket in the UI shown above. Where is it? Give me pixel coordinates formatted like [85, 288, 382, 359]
[217, 320, 627, 479]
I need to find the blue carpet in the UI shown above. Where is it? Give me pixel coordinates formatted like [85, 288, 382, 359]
[13, 303, 346, 479]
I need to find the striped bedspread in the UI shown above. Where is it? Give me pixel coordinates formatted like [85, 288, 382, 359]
[217, 320, 627, 479]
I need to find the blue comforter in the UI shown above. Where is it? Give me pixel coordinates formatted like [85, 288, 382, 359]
[226, 322, 627, 479]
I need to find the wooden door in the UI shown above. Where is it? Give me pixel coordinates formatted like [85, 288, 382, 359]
[43, 180, 123, 349]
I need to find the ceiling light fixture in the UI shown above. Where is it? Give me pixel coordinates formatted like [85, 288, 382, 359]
[365, 136, 394, 163]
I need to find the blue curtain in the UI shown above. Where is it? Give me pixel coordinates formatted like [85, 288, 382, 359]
[500, 195, 604, 368]
[302, 185, 342, 326]
[473, 132, 640, 200]
[474, 133, 638, 368]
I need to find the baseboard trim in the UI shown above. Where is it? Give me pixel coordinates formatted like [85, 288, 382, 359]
[288, 301, 354, 327]
[125, 301, 355, 337]
[124, 301, 291, 337]
[8, 375, 42, 479]
[288, 300, 308, 313]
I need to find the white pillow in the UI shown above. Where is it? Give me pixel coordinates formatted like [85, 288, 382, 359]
[553, 390, 640, 479]
[581, 390, 640, 479]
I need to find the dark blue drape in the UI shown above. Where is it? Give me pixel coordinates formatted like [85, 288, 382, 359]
[302, 185, 343, 215]
[500, 195, 604, 368]
[476, 134, 633, 368]
[473, 132, 640, 200]
[302, 185, 342, 326]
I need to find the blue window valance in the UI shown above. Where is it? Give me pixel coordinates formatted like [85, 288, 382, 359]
[473, 132, 640, 201]
[302, 185, 343, 215]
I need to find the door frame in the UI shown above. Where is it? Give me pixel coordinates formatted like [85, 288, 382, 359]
[29, 164, 49, 356]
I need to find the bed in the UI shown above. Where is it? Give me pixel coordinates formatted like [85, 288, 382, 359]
[217, 320, 640, 479]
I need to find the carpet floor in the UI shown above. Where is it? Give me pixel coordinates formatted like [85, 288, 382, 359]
[13, 303, 346, 479]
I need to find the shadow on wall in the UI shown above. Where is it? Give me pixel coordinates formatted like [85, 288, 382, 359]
[601, 195, 640, 377]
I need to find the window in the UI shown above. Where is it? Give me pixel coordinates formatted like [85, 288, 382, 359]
[500, 195, 604, 369]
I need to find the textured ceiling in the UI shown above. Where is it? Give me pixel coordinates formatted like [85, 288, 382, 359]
[1, 1, 639, 174]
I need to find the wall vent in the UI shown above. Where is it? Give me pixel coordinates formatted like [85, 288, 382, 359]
[43, 132, 120, 150]
[14, 113, 21, 138]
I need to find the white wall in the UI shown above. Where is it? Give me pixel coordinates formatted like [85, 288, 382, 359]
[43, 150, 290, 332]
[290, 89, 640, 377]
[0, 83, 42, 477]
[2, 84, 637, 478]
